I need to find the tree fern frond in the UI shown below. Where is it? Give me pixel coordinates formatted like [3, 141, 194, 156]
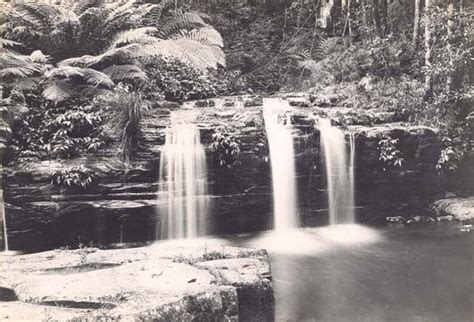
[0, 66, 36, 79]
[30, 50, 50, 63]
[144, 0, 174, 25]
[0, 51, 44, 80]
[13, 4, 62, 34]
[0, 38, 21, 49]
[314, 38, 340, 60]
[112, 27, 159, 47]
[11, 77, 40, 91]
[81, 68, 115, 87]
[102, 64, 148, 83]
[44, 65, 85, 80]
[60, 55, 97, 68]
[61, 43, 139, 68]
[44, 65, 114, 88]
[158, 12, 207, 38]
[140, 38, 225, 70]
[42, 80, 74, 102]
[73, 0, 104, 16]
[174, 27, 223, 47]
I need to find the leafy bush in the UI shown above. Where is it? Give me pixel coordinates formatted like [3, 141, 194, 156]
[51, 165, 95, 189]
[9, 94, 107, 164]
[209, 128, 241, 168]
[378, 136, 405, 171]
[142, 57, 218, 102]
[436, 145, 465, 173]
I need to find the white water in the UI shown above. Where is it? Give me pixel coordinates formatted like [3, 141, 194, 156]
[319, 119, 355, 224]
[157, 122, 209, 240]
[1, 188, 8, 252]
[263, 98, 299, 230]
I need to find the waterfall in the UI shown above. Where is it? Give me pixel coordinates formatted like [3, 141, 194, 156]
[1, 189, 8, 252]
[319, 119, 355, 225]
[263, 98, 299, 231]
[157, 122, 209, 240]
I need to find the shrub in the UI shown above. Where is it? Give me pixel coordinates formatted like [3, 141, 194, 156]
[378, 136, 405, 171]
[209, 127, 241, 168]
[142, 57, 218, 102]
[8, 94, 107, 164]
[51, 165, 95, 189]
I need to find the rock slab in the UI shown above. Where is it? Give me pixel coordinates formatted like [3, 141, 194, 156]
[0, 242, 274, 321]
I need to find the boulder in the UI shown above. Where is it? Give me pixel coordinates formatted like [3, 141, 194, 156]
[431, 197, 474, 221]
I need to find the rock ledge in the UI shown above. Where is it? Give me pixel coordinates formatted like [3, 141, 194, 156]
[0, 242, 274, 321]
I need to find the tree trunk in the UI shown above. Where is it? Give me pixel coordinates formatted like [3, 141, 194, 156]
[424, 0, 433, 100]
[446, 0, 455, 92]
[372, 0, 381, 36]
[379, 0, 388, 35]
[413, 0, 421, 46]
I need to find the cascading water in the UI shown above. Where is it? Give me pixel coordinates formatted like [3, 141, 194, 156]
[263, 98, 299, 230]
[1, 188, 9, 252]
[319, 118, 355, 224]
[157, 118, 209, 240]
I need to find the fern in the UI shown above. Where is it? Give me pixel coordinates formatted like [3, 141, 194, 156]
[158, 12, 207, 38]
[112, 27, 159, 48]
[0, 51, 46, 81]
[42, 80, 74, 102]
[314, 38, 340, 60]
[102, 64, 148, 83]
[72, 0, 104, 16]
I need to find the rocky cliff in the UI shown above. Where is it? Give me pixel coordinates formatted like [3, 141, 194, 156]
[2, 94, 472, 252]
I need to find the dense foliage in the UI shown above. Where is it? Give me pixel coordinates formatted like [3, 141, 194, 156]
[0, 0, 472, 175]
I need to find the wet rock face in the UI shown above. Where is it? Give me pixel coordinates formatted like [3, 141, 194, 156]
[4, 95, 470, 251]
[0, 244, 274, 321]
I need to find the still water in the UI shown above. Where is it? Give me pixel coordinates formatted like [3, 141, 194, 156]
[231, 222, 472, 322]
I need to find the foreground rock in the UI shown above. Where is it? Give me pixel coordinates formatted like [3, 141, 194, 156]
[0, 242, 274, 321]
[431, 197, 474, 221]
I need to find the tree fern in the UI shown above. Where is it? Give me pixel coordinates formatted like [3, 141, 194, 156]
[112, 27, 159, 48]
[158, 12, 207, 39]
[102, 64, 148, 83]
[42, 80, 74, 102]
[314, 38, 340, 60]
[42, 66, 114, 102]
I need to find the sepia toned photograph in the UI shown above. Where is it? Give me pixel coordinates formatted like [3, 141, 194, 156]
[0, 0, 472, 321]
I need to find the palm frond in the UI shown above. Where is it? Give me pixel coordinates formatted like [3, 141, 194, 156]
[102, 64, 148, 83]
